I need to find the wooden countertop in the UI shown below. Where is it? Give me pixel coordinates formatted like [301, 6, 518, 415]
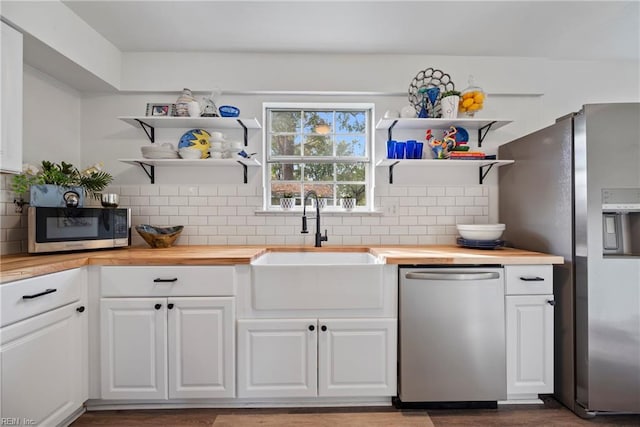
[0, 245, 563, 284]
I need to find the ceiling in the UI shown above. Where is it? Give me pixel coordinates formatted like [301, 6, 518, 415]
[61, 0, 639, 62]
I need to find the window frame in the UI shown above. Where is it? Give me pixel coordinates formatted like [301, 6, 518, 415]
[262, 102, 376, 212]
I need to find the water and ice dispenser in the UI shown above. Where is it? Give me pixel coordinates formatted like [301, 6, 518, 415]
[602, 188, 640, 256]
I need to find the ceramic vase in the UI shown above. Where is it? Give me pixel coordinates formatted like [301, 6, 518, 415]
[440, 95, 460, 119]
[30, 184, 85, 208]
[175, 88, 195, 117]
[341, 197, 356, 211]
[280, 197, 295, 210]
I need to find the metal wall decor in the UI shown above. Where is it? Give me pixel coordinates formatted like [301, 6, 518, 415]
[408, 68, 455, 118]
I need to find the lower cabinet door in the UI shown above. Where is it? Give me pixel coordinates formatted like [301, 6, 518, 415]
[506, 294, 554, 398]
[318, 318, 397, 397]
[1, 303, 84, 425]
[237, 318, 317, 398]
[100, 298, 167, 399]
[168, 297, 235, 398]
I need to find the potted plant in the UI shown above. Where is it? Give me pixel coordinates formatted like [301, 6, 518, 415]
[12, 161, 113, 209]
[440, 90, 461, 119]
[278, 192, 296, 210]
[340, 189, 357, 211]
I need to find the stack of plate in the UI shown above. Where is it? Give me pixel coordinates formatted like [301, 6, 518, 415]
[141, 143, 178, 159]
[456, 224, 506, 249]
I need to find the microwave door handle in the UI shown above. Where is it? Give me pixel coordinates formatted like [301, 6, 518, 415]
[405, 272, 500, 281]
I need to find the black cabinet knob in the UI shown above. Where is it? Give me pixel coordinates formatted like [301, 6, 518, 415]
[308, 325, 315, 331]
[76, 306, 85, 313]
[547, 300, 556, 306]
[321, 325, 327, 332]
[168, 303, 174, 309]
[154, 303, 162, 310]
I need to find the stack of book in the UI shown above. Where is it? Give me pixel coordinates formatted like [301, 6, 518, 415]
[449, 151, 486, 160]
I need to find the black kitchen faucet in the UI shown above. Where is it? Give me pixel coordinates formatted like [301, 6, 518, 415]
[301, 190, 328, 247]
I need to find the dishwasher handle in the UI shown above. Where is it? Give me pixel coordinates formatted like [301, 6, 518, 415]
[405, 271, 500, 281]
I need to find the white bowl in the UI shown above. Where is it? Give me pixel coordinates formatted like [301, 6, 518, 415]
[179, 147, 202, 159]
[456, 224, 505, 241]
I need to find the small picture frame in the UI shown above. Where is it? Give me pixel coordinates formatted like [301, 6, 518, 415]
[146, 103, 175, 117]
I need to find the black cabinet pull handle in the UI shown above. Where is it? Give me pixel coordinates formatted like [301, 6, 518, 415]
[23, 288, 57, 299]
[321, 325, 327, 332]
[154, 303, 162, 310]
[308, 325, 315, 331]
[168, 303, 174, 309]
[76, 306, 85, 313]
[519, 276, 544, 281]
[547, 300, 556, 306]
[154, 278, 178, 283]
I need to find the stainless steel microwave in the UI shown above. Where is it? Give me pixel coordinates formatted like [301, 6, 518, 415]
[28, 207, 130, 254]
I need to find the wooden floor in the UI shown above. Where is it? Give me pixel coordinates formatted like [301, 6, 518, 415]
[72, 397, 640, 427]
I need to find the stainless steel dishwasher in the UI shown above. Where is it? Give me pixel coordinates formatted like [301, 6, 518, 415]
[398, 267, 506, 407]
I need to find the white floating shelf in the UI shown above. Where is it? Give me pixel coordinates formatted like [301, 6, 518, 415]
[375, 158, 514, 184]
[119, 158, 261, 167]
[118, 157, 261, 184]
[118, 116, 261, 129]
[376, 159, 513, 167]
[375, 118, 512, 131]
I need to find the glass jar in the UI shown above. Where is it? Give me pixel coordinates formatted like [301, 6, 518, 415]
[459, 76, 486, 117]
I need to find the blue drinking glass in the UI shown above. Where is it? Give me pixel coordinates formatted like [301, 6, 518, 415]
[406, 140, 416, 159]
[395, 141, 406, 159]
[387, 140, 396, 159]
[415, 142, 424, 159]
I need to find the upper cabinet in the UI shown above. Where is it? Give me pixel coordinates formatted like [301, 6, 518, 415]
[117, 116, 262, 184]
[0, 22, 23, 174]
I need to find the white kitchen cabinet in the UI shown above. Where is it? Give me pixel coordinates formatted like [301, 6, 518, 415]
[0, 269, 87, 426]
[504, 265, 554, 400]
[117, 116, 261, 184]
[99, 266, 235, 400]
[0, 21, 23, 173]
[100, 297, 167, 400]
[237, 318, 396, 398]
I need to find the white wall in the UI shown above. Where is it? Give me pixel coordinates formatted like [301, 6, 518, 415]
[1, 51, 638, 254]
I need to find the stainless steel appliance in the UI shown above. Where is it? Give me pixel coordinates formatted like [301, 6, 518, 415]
[398, 267, 506, 407]
[28, 206, 130, 253]
[498, 103, 640, 416]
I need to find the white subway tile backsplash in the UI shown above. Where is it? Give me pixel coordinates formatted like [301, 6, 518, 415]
[0, 182, 492, 255]
[427, 187, 446, 197]
[169, 196, 188, 206]
[149, 196, 169, 205]
[178, 207, 199, 216]
[188, 197, 209, 206]
[159, 185, 180, 196]
[139, 206, 159, 216]
[140, 186, 159, 196]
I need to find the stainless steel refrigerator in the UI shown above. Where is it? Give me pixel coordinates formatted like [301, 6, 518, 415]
[498, 103, 640, 416]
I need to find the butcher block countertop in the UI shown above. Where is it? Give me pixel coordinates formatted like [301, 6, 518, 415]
[0, 245, 563, 284]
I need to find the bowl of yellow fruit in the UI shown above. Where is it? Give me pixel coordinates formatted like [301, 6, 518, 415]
[459, 76, 485, 117]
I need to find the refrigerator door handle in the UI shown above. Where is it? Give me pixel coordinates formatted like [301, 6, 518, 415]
[405, 272, 500, 281]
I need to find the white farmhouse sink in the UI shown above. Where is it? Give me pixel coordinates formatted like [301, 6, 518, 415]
[251, 251, 381, 265]
[250, 251, 385, 311]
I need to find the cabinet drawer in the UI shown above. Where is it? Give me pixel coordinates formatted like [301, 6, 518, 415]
[1, 268, 84, 327]
[505, 265, 553, 295]
[100, 266, 235, 297]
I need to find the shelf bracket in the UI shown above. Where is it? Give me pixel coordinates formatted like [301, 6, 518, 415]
[387, 120, 398, 142]
[135, 119, 155, 143]
[237, 160, 248, 184]
[136, 161, 155, 184]
[236, 119, 249, 146]
[479, 162, 497, 184]
[388, 161, 400, 184]
[477, 121, 496, 147]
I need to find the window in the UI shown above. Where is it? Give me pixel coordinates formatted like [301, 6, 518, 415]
[264, 103, 374, 211]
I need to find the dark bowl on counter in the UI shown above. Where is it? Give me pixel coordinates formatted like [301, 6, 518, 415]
[135, 224, 184, 248]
